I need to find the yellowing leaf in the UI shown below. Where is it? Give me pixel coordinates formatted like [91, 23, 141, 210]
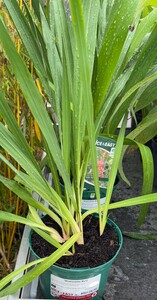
[34, 119, 41, 142]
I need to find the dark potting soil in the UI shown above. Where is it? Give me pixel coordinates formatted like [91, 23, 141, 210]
[31, 215, 119, 269]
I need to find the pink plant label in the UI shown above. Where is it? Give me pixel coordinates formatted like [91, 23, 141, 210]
[50, 274, 101, 299]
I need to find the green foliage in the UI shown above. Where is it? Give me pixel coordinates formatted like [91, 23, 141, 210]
[0, 0, 157, 297]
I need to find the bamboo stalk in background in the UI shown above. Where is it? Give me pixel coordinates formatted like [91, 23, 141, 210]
[0, 0, 40, 277]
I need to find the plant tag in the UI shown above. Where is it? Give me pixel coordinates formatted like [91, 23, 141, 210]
[50, 274, 101, 299]
[82, 196, 106, 210]
[85, 137, 116, 190]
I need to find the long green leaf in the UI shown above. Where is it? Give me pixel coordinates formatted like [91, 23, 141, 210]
[82, 192, 157, 220]
[109, 193, 157, 209]
[40, 2, 62, 121]
[0, 123, 43, 181]
[0, 233, 81, 297]
[101, 113, 128, 232]
[108, 72, 157, 132]
[0, 91, 41, 171]
[108, 22, 157, 131]
[0, 154, 80, 235]
[135, 79, 157, 111]
[123, 232, 157, 240]
[69, 0, 100, 215]
[0, 211, 57, 233]
[0, 257, 46, 292]
[127, 105, 157, 144]
[136, 142, 154, 226]
[83, 0, 100, 76]
[0, 17, 74, 201]
[97, 0, 107, 52]
[3, 0, 51, 94]
[93, 0, 139, 116]
[126, 8, 157, 62]
[0, 175, 64, 231]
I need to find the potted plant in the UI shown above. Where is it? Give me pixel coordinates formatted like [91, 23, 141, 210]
[1, 0, 157, 299]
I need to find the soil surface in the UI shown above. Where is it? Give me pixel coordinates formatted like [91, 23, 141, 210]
[31, 215, 119, 268]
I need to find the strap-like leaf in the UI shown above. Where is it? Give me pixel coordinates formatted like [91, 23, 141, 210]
[0, 232, 81, 297]
[93, 0, 139, 116]
[0, 17, 74, 202]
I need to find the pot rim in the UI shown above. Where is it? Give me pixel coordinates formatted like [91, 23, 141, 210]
[29, 217, 123, 272]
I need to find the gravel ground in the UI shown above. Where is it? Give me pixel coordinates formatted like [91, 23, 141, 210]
[104, 149, 157, 300]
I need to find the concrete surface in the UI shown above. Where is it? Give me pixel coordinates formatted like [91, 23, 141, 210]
[104, 149, 157, 300]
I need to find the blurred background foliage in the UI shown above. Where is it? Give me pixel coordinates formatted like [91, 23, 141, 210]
[0, 0, 43, 278]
